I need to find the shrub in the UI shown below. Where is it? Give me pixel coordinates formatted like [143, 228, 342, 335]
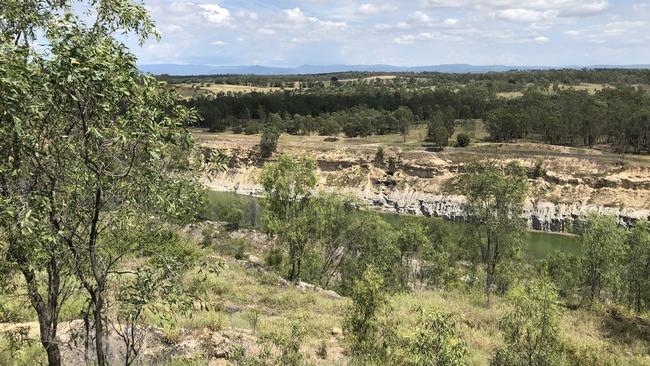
[209, 123, 227, 133]
[375, 146, 385, 164]
[405, 311, 468, 366]
[266, 247, 284, 270]
[222, 207, 244, 230]
[259, 128, 280, 158]
[219, 239, 249, 260]
[456, 133, 470, 147]
[492, 279, 565, 366]
[316, 340, 328, 359]
[244, 123, 261, 135]
[344, 266, 395, 363]
[531, 158, 546, 178]
[232, 125, 243, 134]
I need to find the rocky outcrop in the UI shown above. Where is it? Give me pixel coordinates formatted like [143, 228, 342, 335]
[364, 191, 650, 232]
[202, 145, 650, 233]
[205, 179, 650, 233]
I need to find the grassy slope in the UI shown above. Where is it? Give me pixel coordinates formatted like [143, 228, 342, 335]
[1, 225, 649, 365]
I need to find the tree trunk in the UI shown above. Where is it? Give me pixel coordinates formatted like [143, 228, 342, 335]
[93, 292, 108, 366]
[19, 261, 62, 366]
[40, 325, 62, 366]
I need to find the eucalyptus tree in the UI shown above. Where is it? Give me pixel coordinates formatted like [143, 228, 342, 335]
[396, 223, 429, 289]
[1, 1, 214, 365]
[624, 220, 650, 313]
[579, 214, 625, 305]
[260, 154, 317, 281]
[457, 161, 528, 304]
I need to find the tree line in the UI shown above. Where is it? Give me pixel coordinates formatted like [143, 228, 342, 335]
[160, 68, 650, 90]
[189, 81, 650, 153]
[487, 88, 650, 154]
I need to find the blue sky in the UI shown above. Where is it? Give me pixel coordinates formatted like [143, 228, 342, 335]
[129, 0, 650, 66]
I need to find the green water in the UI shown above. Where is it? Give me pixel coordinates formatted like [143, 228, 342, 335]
[204, 191, 580, 260]
[381, 212, 579, 260]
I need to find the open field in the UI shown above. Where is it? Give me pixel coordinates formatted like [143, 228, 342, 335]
[337, 75, 398, 83]
[175, 83, 288, 98]
[496, 83, 613, 99]
[193, 124, 650, 169]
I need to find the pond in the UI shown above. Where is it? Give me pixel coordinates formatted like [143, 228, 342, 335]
[203, 191, 580, 261]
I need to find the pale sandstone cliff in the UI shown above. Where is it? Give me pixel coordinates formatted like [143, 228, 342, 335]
[199, 136, 650, 233]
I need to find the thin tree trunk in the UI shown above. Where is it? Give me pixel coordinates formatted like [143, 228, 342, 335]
[94, 292, 107, 366]
[18, 256, 62, 366]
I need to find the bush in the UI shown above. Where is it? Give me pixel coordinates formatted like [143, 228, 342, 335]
[244, 123, 261, 135]
[405, 311, 468, 366]
[344, 266, 395, 364]
[232, 322, 306, 366]
[375, 146, 385, 164]
[218, 239, 249, 260]
[232, 125, 243, 134]
[200, 192, 251, 228]
[209, 123, 226, 133]
[456, 133, 470, 147]
[531, 158, 546, 178]
[266, 247, 284, 270]
[259, 128, 280, 158]
[492, 279, 565, 366]
[222, 207, 244, 230]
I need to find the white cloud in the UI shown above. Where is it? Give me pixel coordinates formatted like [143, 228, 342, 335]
[441, 18, 459, 26]
[236, 11, 259, 20]
[603, 21, 646, 34]
[357, 3, 398, 16]
[493, 9, 558, 23]
[280, 8, 348, 31]
[394, 31, 462, 44]
[421, 0, 609, 19]
[131, 0, 650, 68]
[198, 3, 231, 25]
[394, 35, 417, 44]
[163, 24, 183, 33]
[564, 30, 581, 37]
[395, 11, 461, 30]
[410, 11, 432, 24]
[375, 23, 392, 30]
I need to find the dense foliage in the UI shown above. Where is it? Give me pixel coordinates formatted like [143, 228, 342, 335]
[0, 1, 217, 365]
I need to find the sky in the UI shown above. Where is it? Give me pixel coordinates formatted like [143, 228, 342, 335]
[128, 0, 650, 67]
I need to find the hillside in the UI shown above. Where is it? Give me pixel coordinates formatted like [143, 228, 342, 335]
[3, 221, 648, 365]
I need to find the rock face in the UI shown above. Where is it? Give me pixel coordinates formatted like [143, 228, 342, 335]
[205, 181, 650, 233]
[359, 191, 650, 232]
[201, 145, 650, 233]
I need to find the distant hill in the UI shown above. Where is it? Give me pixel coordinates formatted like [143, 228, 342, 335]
[139, 63, 650, 76]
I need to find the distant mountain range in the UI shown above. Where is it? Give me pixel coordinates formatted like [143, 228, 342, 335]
[139, 63, 650, 76]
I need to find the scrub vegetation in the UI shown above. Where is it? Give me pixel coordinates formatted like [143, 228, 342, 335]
[1, 1, 649, 365]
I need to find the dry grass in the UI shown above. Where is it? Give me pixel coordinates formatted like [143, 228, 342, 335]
[175, 83, 287, 98]
[496, 91, 524, 99]
[558, 83, 610, 94]
[497, 83, 612, 100]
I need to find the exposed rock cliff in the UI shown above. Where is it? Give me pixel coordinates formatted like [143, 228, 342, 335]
[197, 133, 650, 233]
